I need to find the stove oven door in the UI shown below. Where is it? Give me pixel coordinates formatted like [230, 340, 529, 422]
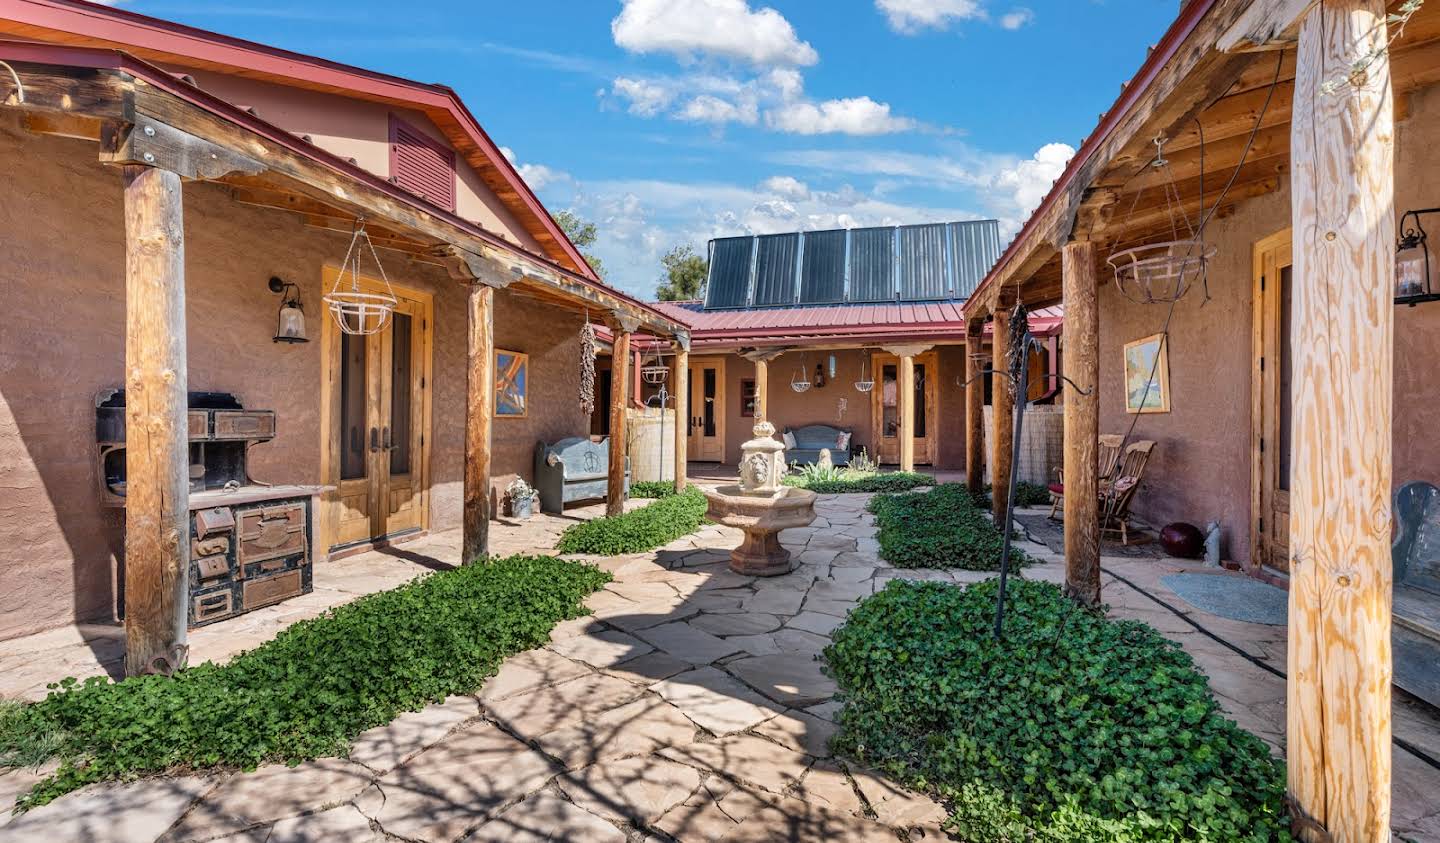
[325, 273, 432, 554]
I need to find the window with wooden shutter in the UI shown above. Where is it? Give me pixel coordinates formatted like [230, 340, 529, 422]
[389, 116, 456, 212]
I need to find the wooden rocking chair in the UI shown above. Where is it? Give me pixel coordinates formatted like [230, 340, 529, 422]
[1049, 434, 1125, 519]
[1099, 440, 1157, 545]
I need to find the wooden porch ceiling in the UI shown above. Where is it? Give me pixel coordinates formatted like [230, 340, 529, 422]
[969, 0, 1440, 314]
[0, 47, 688, 338]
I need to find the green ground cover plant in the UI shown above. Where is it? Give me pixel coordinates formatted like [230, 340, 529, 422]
[869, 483, 1027, 570]
[629, 480, 677, 498]
[783, 465, 934, 494]
[970, 481, 1053, 509]
[0, 555, 609, 809]
[555, 486, 708, 555]
[825, 578, 1291, 842]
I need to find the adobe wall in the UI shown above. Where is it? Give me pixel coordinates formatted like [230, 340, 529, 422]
[1094, 80, 1440, 564]
[0, 118, 586, 640]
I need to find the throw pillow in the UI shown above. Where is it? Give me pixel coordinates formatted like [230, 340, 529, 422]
[783, 431, 797, 450]
[836, 431, 852, 450]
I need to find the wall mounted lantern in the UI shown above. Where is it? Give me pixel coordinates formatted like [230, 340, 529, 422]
[268, 277, 309, 343]
[1396, 208, 1440, 306]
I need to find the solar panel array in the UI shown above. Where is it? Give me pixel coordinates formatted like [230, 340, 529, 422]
[702, 220, 1001, 310]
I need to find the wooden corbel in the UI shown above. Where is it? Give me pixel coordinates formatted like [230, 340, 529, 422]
[429, 244, 514, 289]
[608, 312, 643, 335]
[100, 118, 264, 181]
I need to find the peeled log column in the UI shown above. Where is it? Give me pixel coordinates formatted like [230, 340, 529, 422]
[672, 344, 689, 491]
[123, 164, 189, 678]
[991, 306, 1015, 523]
[463, 284, 494, 564]
[899, 355, 916, 473]
[1287, 1, 1395, 838]
[965, 322, 985, 495]
[754, 358, 769, 423]
[608, 327, 632, 516]
[1061, 242, 1101, 606]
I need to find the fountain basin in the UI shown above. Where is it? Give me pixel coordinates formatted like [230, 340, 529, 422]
[703, 485, 818, 576]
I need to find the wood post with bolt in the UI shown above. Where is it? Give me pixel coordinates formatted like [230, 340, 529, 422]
[899, 355, 916, 473]
[463, 283, 494, 564]
[1061, 241, 1101, 606]
[965, 321, 986, 496]
[608, 318, 637, 516]
[672, 342, 689, 491]
[122, 164, 190, 678]
[990, 306, 1015, 524]
[1287, 1, 1395, 838]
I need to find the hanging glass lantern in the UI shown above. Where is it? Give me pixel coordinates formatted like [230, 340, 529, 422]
[268, 277, 308, 344]
[812, 363, 827, 389]
[324, 220, 397, 335]
[1397, 208, 1440, 306]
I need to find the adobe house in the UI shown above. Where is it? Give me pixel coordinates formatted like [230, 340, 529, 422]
[634, 223, 1062, 475]
[0, 1, 688, 673]
[964, 0, 1440, 835]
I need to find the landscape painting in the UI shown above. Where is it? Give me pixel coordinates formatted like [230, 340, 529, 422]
[496, 350, 528, 417]
[1123, 333, 1170, 414]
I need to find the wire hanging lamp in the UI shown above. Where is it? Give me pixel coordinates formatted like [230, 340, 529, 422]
[1106, 134, 1214, 305]
[325, 220, 398, 335]
[854, 355, 874, 393]
[790, 353, 811, 393]
[641, 350, 670, 385]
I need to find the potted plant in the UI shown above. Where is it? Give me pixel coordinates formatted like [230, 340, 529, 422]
[506, 477, 538, 520]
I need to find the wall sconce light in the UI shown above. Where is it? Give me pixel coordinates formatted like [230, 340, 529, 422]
[268, 276, 309, 343]
[1397, 208, 1440, 306]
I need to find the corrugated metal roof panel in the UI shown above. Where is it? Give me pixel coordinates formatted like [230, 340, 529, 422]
[798, 228, 846, 304]
[705, 236, 755, 309]
[849, 227, 895, 302]
[752, 233, 799, 306]
[948, 220, 1001, 299]
[898, 223, 948, 301]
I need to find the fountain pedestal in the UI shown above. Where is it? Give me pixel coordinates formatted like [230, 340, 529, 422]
[701, 421, 817, 576]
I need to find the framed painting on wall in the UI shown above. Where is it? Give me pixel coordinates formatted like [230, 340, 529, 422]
[1123, 333, 1171, 414]
[496, 350, 528, 418]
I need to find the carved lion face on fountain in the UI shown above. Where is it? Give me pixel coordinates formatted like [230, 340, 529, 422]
[741, 453, 771, 491]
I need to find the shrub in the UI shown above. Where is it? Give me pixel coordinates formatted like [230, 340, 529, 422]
[784, 469, 934, 494]
[556, 487, 708, 555]
[970, 481, 1053, 509]
[825, 579, 1291, 842]
[868, 483, 1026, 570]
[0, 555, 610, 809]
[629, 480, 677, 498]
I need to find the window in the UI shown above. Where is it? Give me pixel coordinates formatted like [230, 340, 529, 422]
[741, 379, 757, 417]
[389, 116, 456, 212]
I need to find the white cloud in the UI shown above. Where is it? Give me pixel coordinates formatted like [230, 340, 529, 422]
[610, 77, 675, 116]
[766, 96, 917, 136]
[759, 175, 810, 201]
[679, 94, 759, 126]
[999, 7, 1034, 30]
[992, 142, 1074, 217]
[876, 0, 985, 34]
[498, 146, 572, 192]
[611, 0, 818, 67]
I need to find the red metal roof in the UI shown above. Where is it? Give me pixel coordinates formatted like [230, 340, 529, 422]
[646, 300, 1062, 349]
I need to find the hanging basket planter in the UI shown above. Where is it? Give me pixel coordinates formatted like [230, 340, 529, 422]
[854, 357, 874, 392]
[1107, 239, 1215, 305]
[325, 222, 397, 335]
[641, 364, 670, 385]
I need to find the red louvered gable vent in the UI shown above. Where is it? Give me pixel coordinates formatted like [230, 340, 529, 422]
[389, 116, 456, 212]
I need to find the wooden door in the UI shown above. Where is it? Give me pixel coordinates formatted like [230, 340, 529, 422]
[1252, 230, 1293, 572]
[872, 351, 939, 465]
[686, 357, 725, 462]
[322, 270, 432, 554]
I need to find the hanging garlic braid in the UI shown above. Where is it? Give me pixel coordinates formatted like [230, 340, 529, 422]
[579, 318, 597, 415]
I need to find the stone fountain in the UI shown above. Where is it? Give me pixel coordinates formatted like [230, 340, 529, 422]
[702, 421, 818, 576]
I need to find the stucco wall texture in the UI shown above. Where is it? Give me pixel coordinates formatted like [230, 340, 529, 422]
[0, 118, 587, 640]
[1096, 81, 1440, 565]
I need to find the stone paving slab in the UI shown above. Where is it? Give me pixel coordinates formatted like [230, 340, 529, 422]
[651, 667, 783, 735]
[559, 755, 701, 824]
[534, 696, 699, 770]
[469, 790, 627, 843]
[160, 758, 371, 842]
[0, 775, 214, 843]
[636, 621, 744, 665]
[729, 654, 838, 707]
[661, 733, 813, 795]
[348, 693, 479, 774]
[547, 628, 654, 669]
[486, 673, 646, 740]
[264, 804, 380, 843]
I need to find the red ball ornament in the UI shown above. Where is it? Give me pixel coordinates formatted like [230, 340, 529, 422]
[1160, 522, 1205, 559]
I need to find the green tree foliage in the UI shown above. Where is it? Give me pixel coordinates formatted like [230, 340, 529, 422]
[555, 209, 607, 279]
[655, 245, 709, 301]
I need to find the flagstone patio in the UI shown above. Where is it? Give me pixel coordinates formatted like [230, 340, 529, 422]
[2, 489, 1439, 841]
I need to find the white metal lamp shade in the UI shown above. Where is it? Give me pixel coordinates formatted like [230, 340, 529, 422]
[1107, 240, 1215, 305]
[269, 277, 309, 344]
[325, 221, 398, 336]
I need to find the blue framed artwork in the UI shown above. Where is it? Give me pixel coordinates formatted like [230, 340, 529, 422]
[496, 350, 528, 417]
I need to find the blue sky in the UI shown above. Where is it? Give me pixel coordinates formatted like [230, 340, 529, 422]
[130, 0, 1178, 298]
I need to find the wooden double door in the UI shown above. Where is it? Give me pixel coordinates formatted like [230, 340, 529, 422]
[686, 357, 726, 462]
[322, 271, 433, 554]
[871, 351, 939, 465]
[1252, 230, 1293, 572]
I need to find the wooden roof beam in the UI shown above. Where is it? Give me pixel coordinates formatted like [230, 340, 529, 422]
[1217, 0, 1316, 52]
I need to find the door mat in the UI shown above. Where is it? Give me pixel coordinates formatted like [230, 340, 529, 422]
[1161, 573, 1288, 626]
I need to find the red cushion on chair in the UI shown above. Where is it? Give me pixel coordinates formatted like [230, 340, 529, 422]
[1048, 482, 1064, 495]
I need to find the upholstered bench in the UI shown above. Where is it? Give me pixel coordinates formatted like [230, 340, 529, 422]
[534, 437, 629, 514]
[783, 424, 853, 466]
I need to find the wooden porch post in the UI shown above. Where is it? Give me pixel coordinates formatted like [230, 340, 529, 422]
[754, 357, 769, 423]
[463, 283, 494, 564]
[1061, 242, 1101, 606]
[122, 164, 189, 678]
[899, 355, 916, 473]
[608, 317, 638, 516]
[991, 305, 1015, 522]
[672, 339, 689, 491]
[1288, 1, 1395, 837]
[965, 321, 985, 495]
